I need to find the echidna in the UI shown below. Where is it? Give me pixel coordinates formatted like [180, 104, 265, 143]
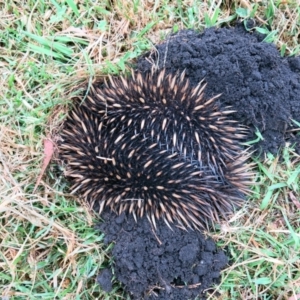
[59, 68, 253, 230]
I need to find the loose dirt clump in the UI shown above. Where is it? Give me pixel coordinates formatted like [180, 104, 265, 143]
[97, 210, 228, 300]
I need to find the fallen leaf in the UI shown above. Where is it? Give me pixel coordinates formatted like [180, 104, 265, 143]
[33, 138, 54, 193]
[290, 192, 300, 210]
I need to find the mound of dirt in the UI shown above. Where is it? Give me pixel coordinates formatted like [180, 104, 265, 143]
[136, 23, 300, 155]
[93, 23, 300, 299]
[97, 210, 228, 300]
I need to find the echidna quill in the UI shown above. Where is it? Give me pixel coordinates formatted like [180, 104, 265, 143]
[59, 68, 253, 230]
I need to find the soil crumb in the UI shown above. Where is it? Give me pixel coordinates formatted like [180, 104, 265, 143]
[137, 23, 300, 155]
[97, 210, 228, 300]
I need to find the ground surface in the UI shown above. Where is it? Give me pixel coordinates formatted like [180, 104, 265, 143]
[137, 23, 300, 155]
[97, 210, 228, 300]
[1, 1, 300, 299]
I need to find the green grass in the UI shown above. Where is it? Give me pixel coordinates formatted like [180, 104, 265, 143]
[210, 148, 300, 299]
[0, 0, 300, 299]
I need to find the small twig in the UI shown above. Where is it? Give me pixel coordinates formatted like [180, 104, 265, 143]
[286, 128, 300, 132]
[163, 33, 171, 67]
[171, 282, 202, 289]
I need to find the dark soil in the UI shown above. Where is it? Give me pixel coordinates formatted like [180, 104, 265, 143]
[136, 22, 300, 155]
[93, 23, 300, 299]
[96, 268, 113, 293]
[97, 210, 228, 300]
